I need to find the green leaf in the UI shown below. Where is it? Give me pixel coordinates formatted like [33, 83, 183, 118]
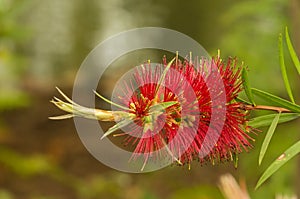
[249, 113, 300, 128]
[279, 33, 295, 103]
[93, 90, 130, 111]
[55, 87, 79, 106]
[233, 152, 238, 169]
[149, 101, 178, 113]
[100, 119, 133, 139]
[49, 114, 74, 120]
[242, 67, 255, 105]
[256, 140, 300, 189]
[236, 97, 252, 105]
[285, 27, 300, 74]
[258, 113, 281, 165]
[154, 57, 176, 95]
[252, 88, 300, 113]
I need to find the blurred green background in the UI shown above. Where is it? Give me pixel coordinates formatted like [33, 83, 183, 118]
[0, 0, 299, 198]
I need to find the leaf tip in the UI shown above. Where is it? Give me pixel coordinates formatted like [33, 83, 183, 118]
[258, 158, 262, 166]
[100, 135, 106, 140]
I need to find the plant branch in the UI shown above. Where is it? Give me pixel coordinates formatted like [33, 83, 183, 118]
[243, 104, 291, 113]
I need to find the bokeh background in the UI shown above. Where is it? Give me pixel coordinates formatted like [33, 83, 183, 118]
[0, 0, 300, 198]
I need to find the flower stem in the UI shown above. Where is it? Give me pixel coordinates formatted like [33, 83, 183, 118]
[244, 104, 291, 113]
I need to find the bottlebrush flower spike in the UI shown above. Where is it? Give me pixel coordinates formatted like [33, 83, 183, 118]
[50, 53, 254, 170]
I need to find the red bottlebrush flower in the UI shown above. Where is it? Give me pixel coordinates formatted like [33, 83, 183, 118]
[50, 54, 254, 170]
[112, 55, 253, 169]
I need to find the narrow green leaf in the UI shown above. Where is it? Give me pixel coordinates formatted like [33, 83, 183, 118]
[49, 114, 74, 120]
[258, 113, 281, 165]
[249, 113, 300, 128]
[285, 27, 300, 74]
[101, 119, 133, 139]
[154, 57, 176, 96]
[55, 87, 79, 106]
[51, 98, 74, 113]
[149, 101, 178, 113]
[233, 152, 238, 169]
[279, 33, 295, 103]
[252, 88, 300, 113]
[93, 90, 130, 111]
[236, 97, 252, 105]
[242, 67, 255, 105]
[256, 140, 300, 189]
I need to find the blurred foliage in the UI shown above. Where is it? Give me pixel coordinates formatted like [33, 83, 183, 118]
[219, 0, 289, 93]
[0, 146, 56, 177]
[169, 186, 223, 199]
[0, 0, 31, 110]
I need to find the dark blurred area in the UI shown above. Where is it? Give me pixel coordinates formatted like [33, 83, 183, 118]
[0, 0, 300, 198]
